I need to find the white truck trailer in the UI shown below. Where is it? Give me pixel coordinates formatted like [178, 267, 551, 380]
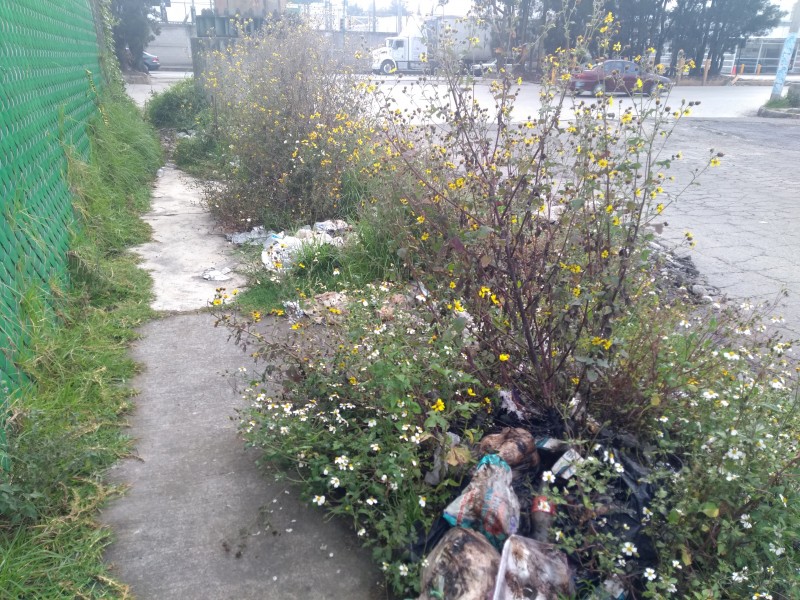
[371, 15, 493, 75]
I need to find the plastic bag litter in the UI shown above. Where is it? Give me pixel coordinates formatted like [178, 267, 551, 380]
[201, 266, 232, 281]
[313, 219, 349, 235]
[226, 226, 274, 246]
[479, 427, 540, 470]
[261, 236, 304, 271]
[418, 527, 501, 600]
[492, 535, 575, 600]
[443, 455, 520, 548]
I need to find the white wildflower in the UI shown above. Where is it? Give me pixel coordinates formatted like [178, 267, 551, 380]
[621, 541, 637, 556]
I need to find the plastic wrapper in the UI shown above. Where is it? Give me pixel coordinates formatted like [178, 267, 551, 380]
[443, 455, 520, 548]
[479, 427, 540, 470]
[418, 527, 501, 600]
[492, 535, 575, 600]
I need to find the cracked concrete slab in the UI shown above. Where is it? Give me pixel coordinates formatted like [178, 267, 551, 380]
[100, 140, 384, 597]
[657, 118, 800, 337]
[133, 165, 248, 312]
[100, 314, 384, 599]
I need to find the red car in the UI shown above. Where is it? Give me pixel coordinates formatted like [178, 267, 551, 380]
[569, 60, 671, 96]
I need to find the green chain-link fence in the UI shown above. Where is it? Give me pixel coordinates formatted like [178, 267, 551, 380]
[0, 0, 103, 465]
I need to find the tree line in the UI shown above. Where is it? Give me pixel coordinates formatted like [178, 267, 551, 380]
[472, 0, 785, 75]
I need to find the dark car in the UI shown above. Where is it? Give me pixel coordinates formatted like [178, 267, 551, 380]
[569, 60, 671, 96]
[142, 51, 160, 72]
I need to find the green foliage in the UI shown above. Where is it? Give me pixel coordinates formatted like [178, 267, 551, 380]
[474, 0, 783, 76]
[788, 84, 800, 107]
[208, 8, 800, 598]
[234, 201, 408, 314]
[201, 19, 378, 231]
[765, 86, 800, 110]
[145, 78, 208, 130]
[0, 507, 130, 598]
[0, 89, 159, 596]
[174, 134, 221, 177]
[640, 314, 800, 598]
[219, 285, 486, 595]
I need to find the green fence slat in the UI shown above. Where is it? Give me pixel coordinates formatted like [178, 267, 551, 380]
[0, 0, 104, 468]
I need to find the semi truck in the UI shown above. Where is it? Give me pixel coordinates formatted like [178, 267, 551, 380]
[371, 15, 493, 75]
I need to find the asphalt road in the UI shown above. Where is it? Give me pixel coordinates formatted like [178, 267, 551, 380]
[376, 76, 787, 120]
[658, 117, 800, 337]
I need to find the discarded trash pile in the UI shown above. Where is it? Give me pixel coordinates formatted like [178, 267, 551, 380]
[226, 220, 351, 272]
[416, 426, 655, 600]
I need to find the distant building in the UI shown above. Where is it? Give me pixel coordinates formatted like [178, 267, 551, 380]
[723, 0, 799, 75]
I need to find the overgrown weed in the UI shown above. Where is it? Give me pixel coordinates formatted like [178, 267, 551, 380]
[0, 88, 160, 597]
[200, 19, 379, 231]
[206, 9, 800, 598]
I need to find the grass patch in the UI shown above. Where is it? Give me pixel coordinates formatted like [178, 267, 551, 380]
[764, 97, 794, 109]
[173, 134, 221, 178]
[0, 86, 161, 597]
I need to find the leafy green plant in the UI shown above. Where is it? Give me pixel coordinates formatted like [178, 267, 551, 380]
[217, 284, 486, 595]
[145, 77, 207, 130]
[173, 133, 221, 178]
[1, 87, 159, 596]
[207, 8, 800, 598]
[641, 312, 800, 598]
[200, 19, 378, 231]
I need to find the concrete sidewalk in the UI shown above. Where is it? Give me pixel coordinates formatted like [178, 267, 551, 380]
[98, 165, 384, 599]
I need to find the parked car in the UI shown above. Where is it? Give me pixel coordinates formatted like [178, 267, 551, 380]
[569, 60, 671, 95]
[142, 51, 160, 72]
[471, 59, 517, 77]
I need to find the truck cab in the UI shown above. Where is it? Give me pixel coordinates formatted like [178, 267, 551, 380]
[371, 36, 427, 74]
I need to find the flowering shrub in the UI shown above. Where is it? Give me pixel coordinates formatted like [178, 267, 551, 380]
[223, 284, 486, 593]
[201, 19, 379, 230]
[372, 18, 716, 425]
[641, 307, 800, 598]
[145, 78, 207, 130]
[524, 301, 800, 597]
[206, 10, 800, 598]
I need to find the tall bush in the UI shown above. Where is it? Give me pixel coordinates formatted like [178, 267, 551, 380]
[202, 19, 378, 231]
[375, 17, 711, 426]
[210, 9, 800, 598]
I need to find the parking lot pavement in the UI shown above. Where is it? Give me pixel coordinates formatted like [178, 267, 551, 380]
[656, 117, 800, 337]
